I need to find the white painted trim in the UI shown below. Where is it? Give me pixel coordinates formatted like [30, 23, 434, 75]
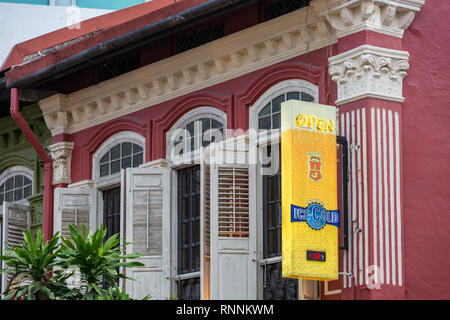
[165, 107, 227, 165]
[249, 79, 319, 131]
[39, 6, 337, 136]
[0, 166, 34, 206]
[0, 166, 34, 187]
[92, 130, 146, 183]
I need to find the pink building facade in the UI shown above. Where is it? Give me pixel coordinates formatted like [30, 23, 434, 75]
[2, 0, 449, 300]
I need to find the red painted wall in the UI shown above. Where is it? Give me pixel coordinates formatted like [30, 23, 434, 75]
[402, 1, 450, 299]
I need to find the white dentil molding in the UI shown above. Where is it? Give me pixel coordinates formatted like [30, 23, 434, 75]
[328, 44, 409, 105]
[311, 0, 425, 38]
[39, 5, 337, 136]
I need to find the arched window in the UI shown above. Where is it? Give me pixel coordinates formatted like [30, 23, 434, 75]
[92, 131, 145, 182]
[249, 79, 318, 300]
[166, 107, 226, 161]
[249, 79, 318, 132]
[99, 142, 143, 178]
[0, 166, 34, 205]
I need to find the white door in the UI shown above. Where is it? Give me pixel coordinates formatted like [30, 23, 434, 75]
[122, 167, 171, 300]
[54, 187, 97, 238]
[1, 202, 30, 292]
[209, 163, 257, 299]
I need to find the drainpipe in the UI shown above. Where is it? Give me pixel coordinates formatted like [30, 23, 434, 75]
[10, 88, 53, 241]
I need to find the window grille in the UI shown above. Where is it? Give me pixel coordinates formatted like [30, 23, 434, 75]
[99, 142, 143, 178]
[97, 52, 141, 83]
[178, 166, 201, 275]
[264, 0, 311, 21]
[172, 118, 224, 157]
[0, 175, 32, 205]
[258, 91, 314, 131]
[218, 167, 249, 238]
[177, 23, 225, 53]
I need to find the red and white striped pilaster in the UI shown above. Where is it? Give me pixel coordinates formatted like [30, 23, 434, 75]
[330, 45, 409, 299]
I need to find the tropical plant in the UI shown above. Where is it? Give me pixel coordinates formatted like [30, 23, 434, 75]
[0, 229, 75, 300]
[0, 224, 147, 300]
[57, 224, 145, 300]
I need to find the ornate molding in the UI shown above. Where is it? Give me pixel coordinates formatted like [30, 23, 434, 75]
[311, 0, 425, 38]
[48, 141, 74, 185]
[329, 45, 409, 105]
[39, 5, 337, 136]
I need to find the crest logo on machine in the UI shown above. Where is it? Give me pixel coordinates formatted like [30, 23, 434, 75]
[307, 151, 322, 182]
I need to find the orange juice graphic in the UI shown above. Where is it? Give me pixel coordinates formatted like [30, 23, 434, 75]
[281, 100, 339, 281]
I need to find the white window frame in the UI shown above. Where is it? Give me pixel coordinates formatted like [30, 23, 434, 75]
[92, 131, 145, 229]
[92, 131, 146, 188]
[0, 166, 34, 207]
[249, 79, 318, 300]
[165, 107, 226, 296]
[165, 107, 227, 167]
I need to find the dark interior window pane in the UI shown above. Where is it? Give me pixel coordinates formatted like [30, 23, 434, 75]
[0, 194, 3, 205]
[272, 95, 285, 113]
[111, 145, 120, 160]
[212, 119, 223, 129]
[287, 92, 300, 100]
[122, 156, 131, 169]
[111, 160, 120, 174]
[5, 191, 13, 202]
[186, 122, 194, 138]
[267, 176, 274, 201]
[24, 177, 32, 186]
[24, 186, 32, 198]
[0, 183, 4, 193]
[14, 188, 23, 201]
[268, 230, 274, 253]
[6, 177, 13, 190]
[259, 116, 271, 130]
[133, 153, 143, 167]
[201, 118, 210, 133]
[100, 152, 109, 164]
[182, 198, 189, 220]
[132, 144, 143, 153]
[268, 204, 275, 227]
[259, 103, 271, 117]
[272, 113, 281, 129]
[100, 164, 109, 177]
[301, 92, 314, 102]
[122, 142, 132, 157]
[15, 175, 24, 188]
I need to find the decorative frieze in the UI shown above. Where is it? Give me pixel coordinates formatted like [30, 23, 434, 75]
[328, 45, 410, 105]
[311, 0, 425, 38]
[39, 5, 337, 136]
[48, 141, 74, 185]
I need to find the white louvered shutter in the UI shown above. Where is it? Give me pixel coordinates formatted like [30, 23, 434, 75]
[53, 188, 96, 238]
[200, 160, 211, 299]
[209, 138, 257, 300]
[122, 167, 171, 300]
[1, 202, 30, 291]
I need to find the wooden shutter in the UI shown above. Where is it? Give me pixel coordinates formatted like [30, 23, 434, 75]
[122, 167, 171, 300]
[217, 167, 250, 238]
[209, 137, 257, 299]
[1, 203, 30, 292]
[54, 188, 96, 238]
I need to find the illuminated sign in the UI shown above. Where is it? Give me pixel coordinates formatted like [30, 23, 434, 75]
[306, 251, 326, 262]
[281, 100, 339, 281]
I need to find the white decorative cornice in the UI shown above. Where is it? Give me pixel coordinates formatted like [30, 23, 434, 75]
[39, 5, 337, 136]
[311, 0, 425, 38]
[48, 141, 74, 185]
[329, 45, 409, 105]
